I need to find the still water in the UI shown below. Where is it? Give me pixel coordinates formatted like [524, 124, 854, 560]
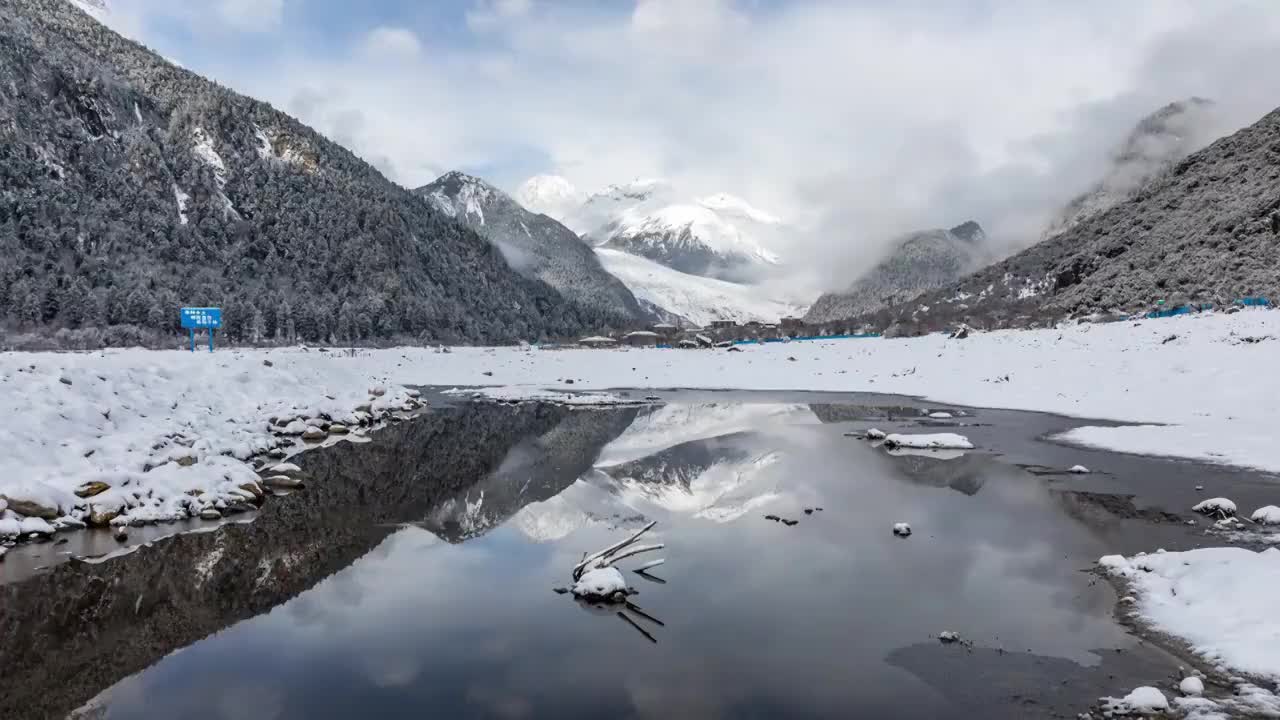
[2, 399, 1193, 720]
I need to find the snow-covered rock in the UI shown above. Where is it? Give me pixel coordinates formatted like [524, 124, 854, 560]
[1099, 547, 1280, 679]
[928, 411, 953, 419]
[864, 428, 887, 440]
[1180, 677, 1205, 696]
[1193, 497, 1237, 517]
[892, 522, 912, 537]
[1068, 464, 1091, 474]
[571, 567, 628, 599]
[1251, 505, 1280, 525]
[1103, 686, 1169, 714]
[882, 433, 974, 450]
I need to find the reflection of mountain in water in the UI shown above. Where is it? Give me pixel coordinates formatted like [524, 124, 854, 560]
[596, 402, 812, 467]
[421, 407, 640, 542]
[883, 453, 990, 496]
[0, 402, 616, 720]
[514, 420, 783, 538]
[808, 403, 929, 424]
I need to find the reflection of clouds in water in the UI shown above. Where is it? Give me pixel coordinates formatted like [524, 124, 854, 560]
[217, 683, 285, 719]
[465, 684, 533, 719]
[362, 651, 421, 688]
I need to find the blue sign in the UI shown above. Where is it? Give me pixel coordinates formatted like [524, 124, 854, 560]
[180, 307, 222, 329]
[180, 307, 222, 352]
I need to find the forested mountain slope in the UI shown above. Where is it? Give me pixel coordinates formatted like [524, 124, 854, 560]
[416, 172, 646, 325]
[850, 106, 1280, 333]
[0, 0, 597, 348]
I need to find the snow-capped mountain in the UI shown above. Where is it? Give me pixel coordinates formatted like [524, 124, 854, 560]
[415, 171, 648, 324]
[516, 175, 785, 283]
[597, 248, 804, 326]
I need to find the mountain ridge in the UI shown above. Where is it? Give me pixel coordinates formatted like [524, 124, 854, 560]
[415, 171, 648, 324]
[1, 0, 597, 348]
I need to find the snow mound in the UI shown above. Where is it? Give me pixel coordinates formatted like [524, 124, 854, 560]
[1251, 505, 1280, 525]
[882, 433, 974, 450]
[1193, 497, 1237, 517]
[1179, 676, 1205, 696]
[1099, 547, 1280, 679]
[572, 566, 627, 599]
[1103, 686, 1169, 714]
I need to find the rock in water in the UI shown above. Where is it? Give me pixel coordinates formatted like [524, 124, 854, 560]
[1192, 497, 1236, 517]
[199, 508, 222, 520]
[301, 426, 326, 441]
[263, 475, 304, 489]
[893, 522, 912, 537]
[1068, 465, 1090, 474]
[328, 423, 349, 434]
[571, 567, 628, 600]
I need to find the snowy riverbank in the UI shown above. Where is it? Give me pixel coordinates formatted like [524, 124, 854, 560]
[1, 308, 1276, 541]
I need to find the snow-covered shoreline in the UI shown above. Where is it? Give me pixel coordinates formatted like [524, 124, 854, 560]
[1, 309, 1276, 545]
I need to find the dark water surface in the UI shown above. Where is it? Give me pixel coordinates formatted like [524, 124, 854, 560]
[3, 396, 1260, 720]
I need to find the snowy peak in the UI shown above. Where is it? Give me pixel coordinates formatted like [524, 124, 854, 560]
[419, 170, 506, 225]
[515, 174, 582, 219]
[602, 201, 781, 278]
[697, 192, 782, 225]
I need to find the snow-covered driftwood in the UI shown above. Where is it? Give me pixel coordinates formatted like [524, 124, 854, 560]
[569, 521, 666, 603]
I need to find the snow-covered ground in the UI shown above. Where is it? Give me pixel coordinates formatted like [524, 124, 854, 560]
[1, 309, 1277, 541]
[1100, 547, 1280, 681]
[595, 247, 807, 325]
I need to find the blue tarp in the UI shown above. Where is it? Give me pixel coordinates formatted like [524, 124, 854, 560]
[1238, 297, 1270, 307]
[733, 333, 880, 345]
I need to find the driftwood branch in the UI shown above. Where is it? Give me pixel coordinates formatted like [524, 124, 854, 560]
[572, 520, 657, 579]
[602, 543, 664, 567]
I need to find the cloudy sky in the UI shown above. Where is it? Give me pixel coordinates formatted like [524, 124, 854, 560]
[91, 0, 1280, 287]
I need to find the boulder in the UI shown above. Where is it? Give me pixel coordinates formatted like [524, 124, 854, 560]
[87, 505, 121, 527]
[199, 508, 222, 521]
[74, 481, 111, 499]
[301, 426, 326, 441]
[328, 423, 349, 434]
[1, 495, 59, 520]
[263, 475, 304, 489]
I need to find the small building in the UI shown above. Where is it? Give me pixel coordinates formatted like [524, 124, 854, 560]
[743, 320, 762, 329]
[579, 336, 617, 349]
[677, 338, 699, 349]
[623, 330, 660, 347]
[780, 316, 804, 330]
[709, 320, 736, 330]
[695, 333, 713, 347]
[651, 323, 679, 338]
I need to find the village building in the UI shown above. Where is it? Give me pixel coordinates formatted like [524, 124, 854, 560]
[623, 330, 660, 348]
[579, 336, 617, 349]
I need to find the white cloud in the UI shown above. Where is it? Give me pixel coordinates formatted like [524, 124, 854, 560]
[101, 0, 1280, 293]
[214, 0, 285, 32]
[466, 0, 533, 31]
[361, 26, 423, 60]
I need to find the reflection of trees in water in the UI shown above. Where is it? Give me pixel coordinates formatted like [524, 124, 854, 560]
[422, 407, 641, 542]
[883, 453, 991, 496]
[0, 403, 631, 720]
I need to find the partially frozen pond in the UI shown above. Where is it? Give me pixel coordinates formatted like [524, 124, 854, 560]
[2, 395, 1271, 719]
